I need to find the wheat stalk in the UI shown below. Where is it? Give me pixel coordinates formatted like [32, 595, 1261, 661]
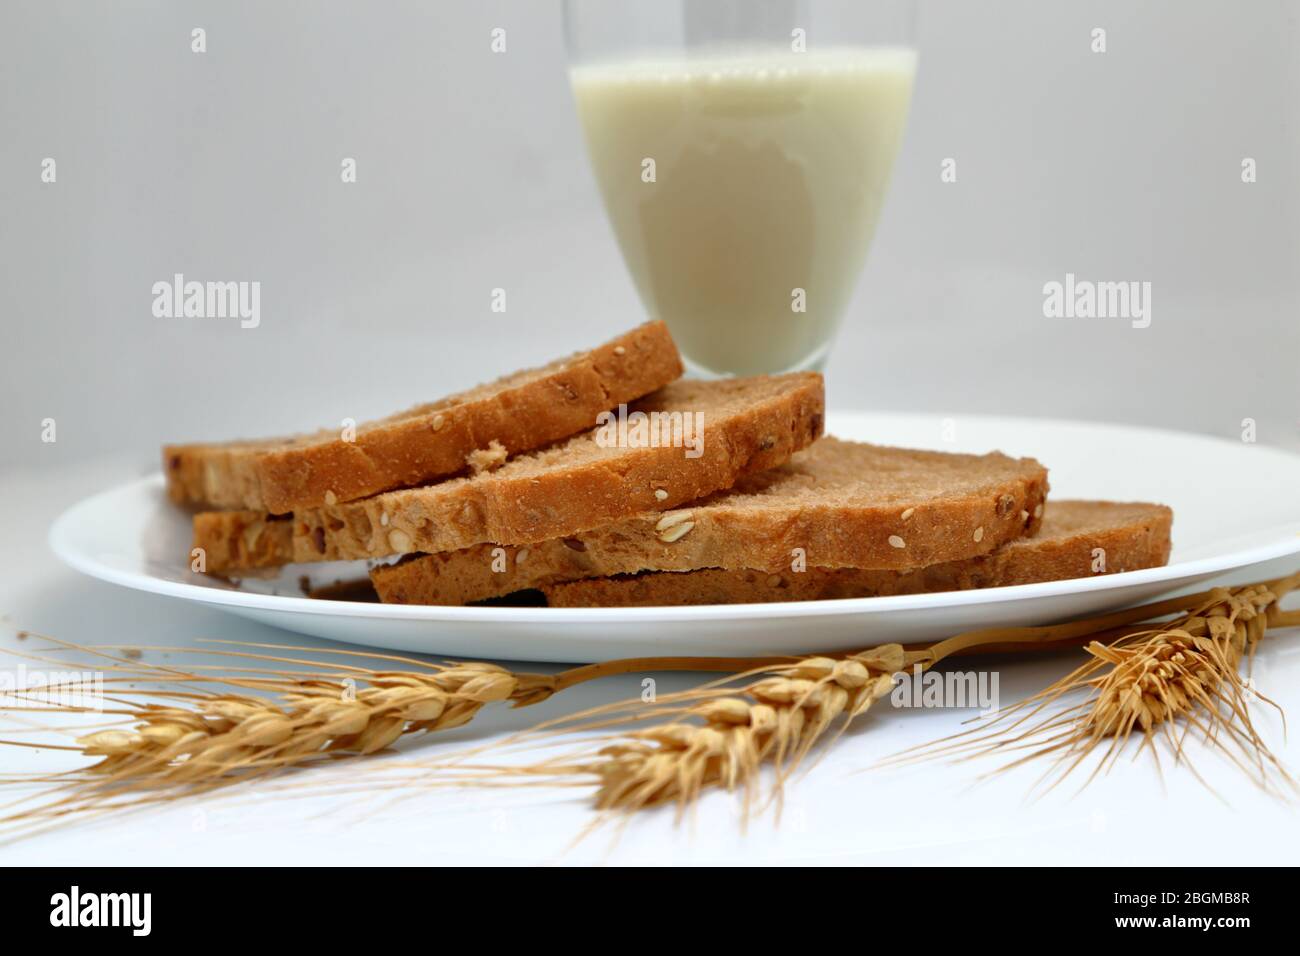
[75, 663, 539, 775]
[0, 637, 810, 829]
[591, 645, 904, 816]
[0, 639, 558, 831]
[410, 575, 1300, 821]
[892, 576, 1300, 798]
[2, 573, 1295, 833]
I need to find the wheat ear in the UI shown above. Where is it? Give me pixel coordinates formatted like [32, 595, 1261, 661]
[892, 575, 1300, 797]
[591, 644, 905, 816]
[391, 575, 1300, 821]
[0, 638, 558, 831]
[2, 573, 1295, 831]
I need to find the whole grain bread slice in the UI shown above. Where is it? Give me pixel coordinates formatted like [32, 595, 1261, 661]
[190, 372, 826, 573]
[163, 320, 683, 513]
[540, 500, 1172, 607]
[291, 373, 824, 563]
[370, 437, 1050, 605]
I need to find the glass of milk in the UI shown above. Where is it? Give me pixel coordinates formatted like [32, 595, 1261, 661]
[565, 0, 917, 376]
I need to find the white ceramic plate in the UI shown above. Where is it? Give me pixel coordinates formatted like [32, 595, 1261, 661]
[50, 412, 1300, 662]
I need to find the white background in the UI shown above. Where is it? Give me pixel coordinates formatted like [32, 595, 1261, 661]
[2, 0, 1296, 468]
[1, 1, 1299, 866]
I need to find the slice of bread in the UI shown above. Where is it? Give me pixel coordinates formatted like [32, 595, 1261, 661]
[293, 373, 824, 563]
[541, 500, 1172, 607]
[370, 437, 1050, 605]
[163, 321, 684, 513]
[192, 372, 826, 572]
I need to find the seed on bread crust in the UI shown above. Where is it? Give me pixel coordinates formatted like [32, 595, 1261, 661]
[466, 440, 508, 475]
[973, 526, 984, 543]
[241, 521, 264, 552]
[654, 489, 669, 501]
[655, 511, 696, 543]
[888, 535, 906, 549]
[900, 507, 915, 521]
[658, 521, 695, 543]
[655, 511, 694, 533]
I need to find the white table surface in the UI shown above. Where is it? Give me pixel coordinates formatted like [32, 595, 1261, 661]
[4, 456, 1299, 866]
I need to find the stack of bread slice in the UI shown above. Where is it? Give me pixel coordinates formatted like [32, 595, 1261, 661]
[168, 322, 1172, 607]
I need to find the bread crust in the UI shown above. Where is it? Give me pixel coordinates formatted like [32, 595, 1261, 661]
[541, 501, 1173, 607]
[370, 437, 1050, 605]
[163, 321, 684, 513]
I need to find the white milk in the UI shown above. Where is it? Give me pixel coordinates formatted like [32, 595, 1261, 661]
[572, 48, 916, 375]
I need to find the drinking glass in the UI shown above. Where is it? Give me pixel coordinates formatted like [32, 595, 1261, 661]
[564, 0, 917, 376]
